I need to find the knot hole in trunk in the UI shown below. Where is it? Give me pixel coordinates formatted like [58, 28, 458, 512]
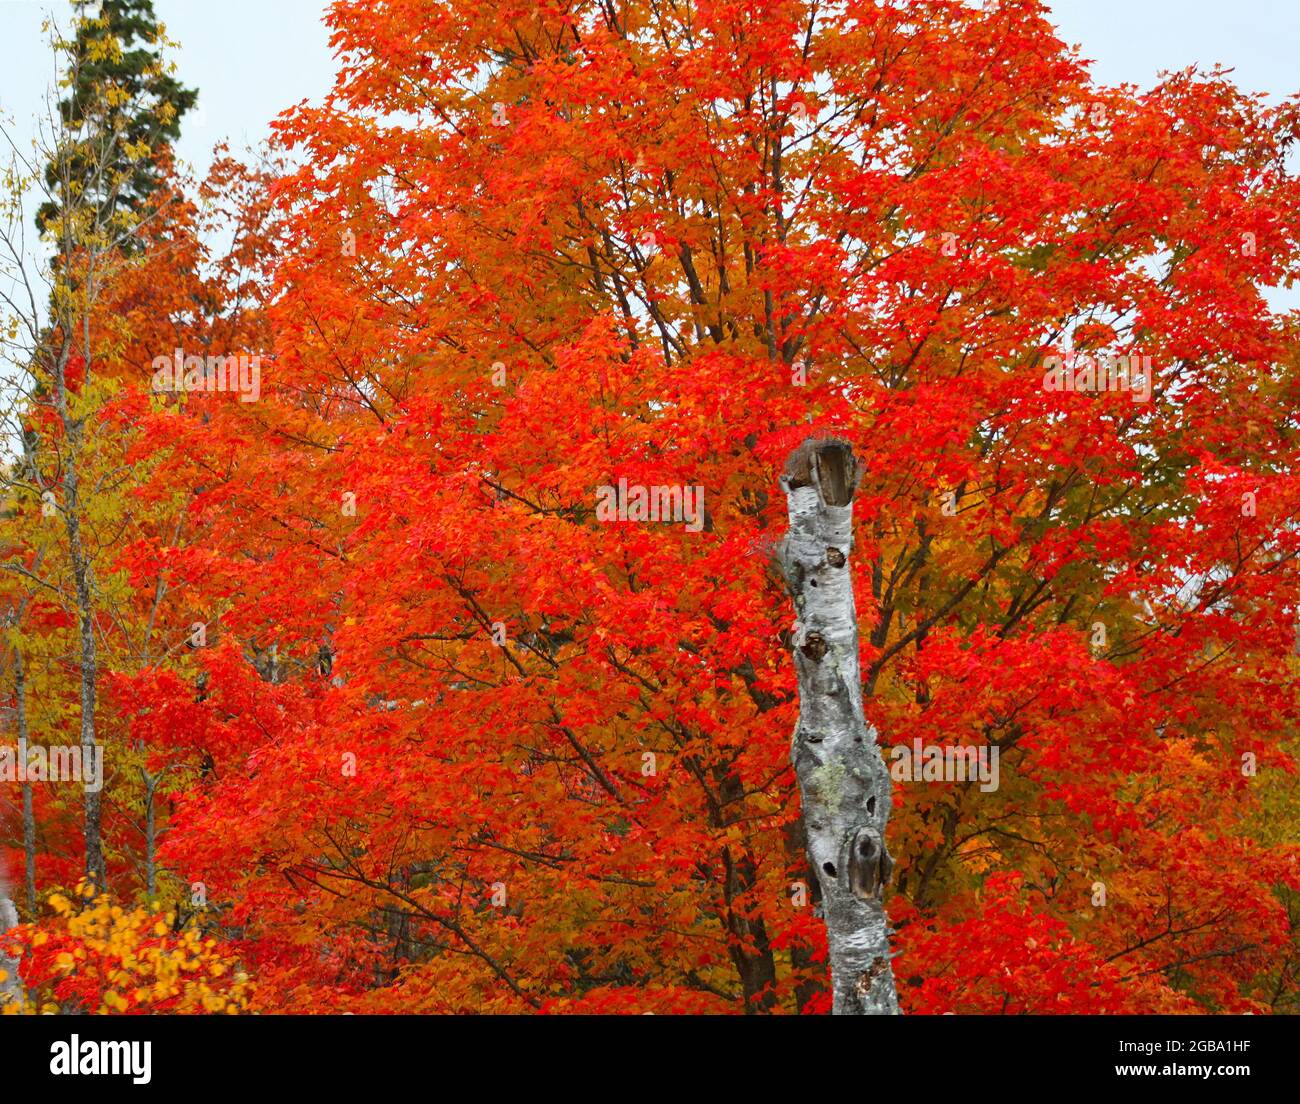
[799, 631, 829, 662]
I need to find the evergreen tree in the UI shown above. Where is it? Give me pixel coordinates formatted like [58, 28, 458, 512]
[37, 0, 196, 239]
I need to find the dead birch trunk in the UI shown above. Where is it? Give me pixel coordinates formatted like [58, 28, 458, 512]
[779, 437, 899, 1015]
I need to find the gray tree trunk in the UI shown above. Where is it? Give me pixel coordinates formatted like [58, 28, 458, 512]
[779, 437, 900, 1015]
[143, 768, 159, 898]
[0, 876, 22, 1006]
[16, 650, 37, 914]
[59, 423, 104, 891]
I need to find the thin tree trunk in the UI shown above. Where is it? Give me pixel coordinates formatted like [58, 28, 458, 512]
[55, 392, 103, 891]
[16, 650, 37, 914]
[721, 844, 778, 1012]
[142, 768, 157, 898]
[65, 487, 103, 891]
[779, 437, 899, 1015]
[21, 784, 35, 915]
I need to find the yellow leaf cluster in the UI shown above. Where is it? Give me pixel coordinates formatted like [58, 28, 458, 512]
[1, 881, 255, 1015]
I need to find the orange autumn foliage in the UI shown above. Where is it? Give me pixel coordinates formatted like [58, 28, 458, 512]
[5, 0, 1300, 1015]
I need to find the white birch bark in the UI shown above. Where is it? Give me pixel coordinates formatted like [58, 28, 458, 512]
[0, 875, 22, 1006]
[779, 437, 900, 1015]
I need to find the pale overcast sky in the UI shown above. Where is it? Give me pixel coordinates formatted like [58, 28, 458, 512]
[0, 0, 333, 177]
